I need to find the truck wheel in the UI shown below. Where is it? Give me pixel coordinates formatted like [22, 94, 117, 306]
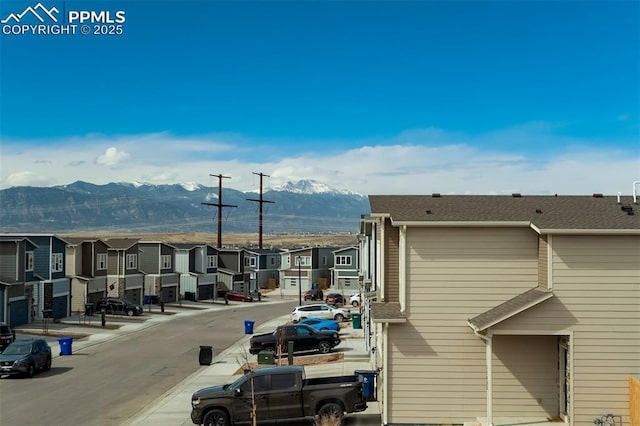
[318, 341, 331, 354]
[318, 402, 344, 423]
[26, 364, 35, 378]
[203, 409, 229, 426]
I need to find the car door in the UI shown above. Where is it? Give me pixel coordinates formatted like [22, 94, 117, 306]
[231, 374, 268, 423]
[295, 325, 315, 352]
[267, 372, 303, 420]
[34, 341, 48, 368]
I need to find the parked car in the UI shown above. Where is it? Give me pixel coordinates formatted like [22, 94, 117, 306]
[299, 317, 341, 332]
[95, 298, 143, 316]
[291, 303, 351, 323]
[349, 292, 361, 307]
[224, 291, 253, 302]
[190, 365, 367, 425]
[325, 293, 345, 305]
[249, 324, 341, 355]
[0, 322, 15, 352]
[0, 339, 52, 378]
[303, 288, 324, 301]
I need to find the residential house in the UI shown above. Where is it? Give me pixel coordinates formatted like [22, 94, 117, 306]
[137, 241, 179, 303]
[363, 194, 640, 426]
[216, 248, 250, 295]
[0, 236, 37, 326]
[0, 234, 72, 322]
[65, 237, 111, 312]
[330, 246, 360, 294]
[243, 248, 282, 293]
[173, 243, 218, 301]
[105, 238, 145, 304]
[280, 247, 336, 293]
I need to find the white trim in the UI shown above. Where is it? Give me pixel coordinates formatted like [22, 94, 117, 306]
[399, 225, 406, 313]
[470, 291, 554, 331]
[547, 234, 554, 290]
[383, 322, 389, 426]
[539, 229, 640, 235]
[380, 218, 385, 302]
[392, 220, 531, 228]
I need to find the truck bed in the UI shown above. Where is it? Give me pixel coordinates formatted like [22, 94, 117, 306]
[305, 374, 361, 387]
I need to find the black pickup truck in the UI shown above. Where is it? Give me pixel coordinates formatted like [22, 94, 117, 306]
[249, 323, 340, 355]
[190, 365, 367, 425]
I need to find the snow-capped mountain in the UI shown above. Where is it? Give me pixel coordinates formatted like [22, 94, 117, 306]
[267, 179, 364, 196]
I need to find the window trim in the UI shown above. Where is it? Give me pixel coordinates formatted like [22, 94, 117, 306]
[161, 254, 172, 269]
[51, 253, 63, 272]
[336, 255, 352, 266]
[126, 253, 137, 270]
[207, 255, 217, 268]
[26, 251, 34, 272]
[97, 253, 107, 270]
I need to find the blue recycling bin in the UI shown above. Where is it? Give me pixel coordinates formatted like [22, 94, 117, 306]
[58, 336, 73, 356]
[355, 370, 377, 401]
[244, 320, 255, 334]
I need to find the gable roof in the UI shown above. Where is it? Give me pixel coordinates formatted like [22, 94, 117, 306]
[467, 287, 554, 332]
[369, 194, 640, 232]
[105, 238, 140, 250]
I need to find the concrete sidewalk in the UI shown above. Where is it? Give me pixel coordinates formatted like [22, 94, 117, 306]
[13, 297, 381, 425]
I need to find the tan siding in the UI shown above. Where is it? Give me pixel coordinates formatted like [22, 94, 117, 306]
[538, 236, 548, 289]
[388, 227, 539, 424]
[384, 220, 399, 302]
[495, 235, 640, 426]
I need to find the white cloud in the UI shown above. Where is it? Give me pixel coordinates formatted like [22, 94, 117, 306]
[95, 147, 131, 167]
[0, 126, 638, 196]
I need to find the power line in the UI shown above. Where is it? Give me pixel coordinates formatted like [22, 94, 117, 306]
[246, 172, 274, 249]
[201, 174, 237, 248]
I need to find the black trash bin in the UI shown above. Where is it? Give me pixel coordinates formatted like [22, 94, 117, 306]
[84, 304, 94, 316]
[199, 346, 213, 365]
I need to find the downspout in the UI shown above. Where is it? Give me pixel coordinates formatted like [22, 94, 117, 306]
[471, 326, 493, 426]
[634, 181, 640, 204]
[399, 225, 406, 313]
[383, 322, 389, 426]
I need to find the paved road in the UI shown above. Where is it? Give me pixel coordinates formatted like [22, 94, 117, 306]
[0, 300, 298, 426]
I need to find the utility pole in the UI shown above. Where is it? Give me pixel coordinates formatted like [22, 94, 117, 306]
[246, 172, 274, 249]
[201, 174, 237, 248]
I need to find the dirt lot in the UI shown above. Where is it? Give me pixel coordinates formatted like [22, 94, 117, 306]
[61, 232, 359, 249]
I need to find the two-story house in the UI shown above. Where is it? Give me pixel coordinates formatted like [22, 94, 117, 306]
[0, 236, 38, 326]
[330, 246, 360, 294]
[138, 241, 179, 304]
[216, 248, 250, 296]
[243, 248, 282, 293]
[105, 238, 145, 304]
[173, 243, 218, 301]
[362, 194, 640, 426]
[65, 237, 111, 312]
[280, 247, 336, 293]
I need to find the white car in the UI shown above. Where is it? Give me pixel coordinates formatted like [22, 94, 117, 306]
[291, 303, 351, 323]
[349, 292, 361, 307]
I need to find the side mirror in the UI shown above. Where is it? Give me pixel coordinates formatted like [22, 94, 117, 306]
[234, 388, 244, 397]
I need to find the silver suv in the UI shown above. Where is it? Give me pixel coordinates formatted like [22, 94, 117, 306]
[291, 303, 351, 323]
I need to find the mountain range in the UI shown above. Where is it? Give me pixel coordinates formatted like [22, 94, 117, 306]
[0, 180, 371, 234]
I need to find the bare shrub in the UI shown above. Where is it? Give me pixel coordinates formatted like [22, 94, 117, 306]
[314, 414, 343, 426]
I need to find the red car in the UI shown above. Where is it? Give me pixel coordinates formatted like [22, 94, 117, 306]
[224, 291, 253, 302]
[304, 289, 324, 301]
[325, 293, 345, 306]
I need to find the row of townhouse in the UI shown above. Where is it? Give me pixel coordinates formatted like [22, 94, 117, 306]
[0, 233, 362, 327]
[357, 193, 640, 426]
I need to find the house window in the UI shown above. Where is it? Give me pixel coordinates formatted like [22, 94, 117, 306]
[244, 256, 257, 267]
[322, 256, 327, 265]
[51, 253, 63, 272]
[270, 257, 276, 266]
[294, 256, 310, 266]
[336, 255, 352, 266]
[161, 255, 172, 269]
[126, 254, 137, 269]
[207, 255, 217, 268]
[97, 253, 107, 270]
[26, 251, 34, 271]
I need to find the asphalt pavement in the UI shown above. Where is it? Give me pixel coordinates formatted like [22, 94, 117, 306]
[12, 294, 382, 426]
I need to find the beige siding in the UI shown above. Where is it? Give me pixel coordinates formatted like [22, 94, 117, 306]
[493, 335, 559, 417]
[384, 220, 400, 303]
[495, 235, 640, 426]
[388, 227, 539, 424]
[538, 236, 548, 289]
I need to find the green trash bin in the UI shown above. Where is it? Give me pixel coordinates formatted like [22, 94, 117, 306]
[352, 312, 362, 329]
[258, 350, 275, 365]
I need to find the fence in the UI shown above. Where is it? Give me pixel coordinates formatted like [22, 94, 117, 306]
[631, 376, 640, 426]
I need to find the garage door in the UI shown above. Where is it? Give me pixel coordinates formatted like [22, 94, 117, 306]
[161, 285, 177, 303]
[124, 289, 141, 305]
[198, 284, 214, 301]
[8, 299, 28, 328]
[52, 296, 68, 320]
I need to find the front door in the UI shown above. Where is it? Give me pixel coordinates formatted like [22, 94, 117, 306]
[559, 337, 570, 422]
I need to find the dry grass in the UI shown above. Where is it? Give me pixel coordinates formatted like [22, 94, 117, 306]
[314, 414, 343, 426]
[61, 232, 359, 249]
[235, 352, 344, 375]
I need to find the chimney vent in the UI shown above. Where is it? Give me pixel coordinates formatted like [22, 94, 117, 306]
[512, 193, 522, 198]
[426, 210, 432, 215]
[593, 193, 604, 198]
[535, 209, 543, 214]
[432, 193, 441, 198]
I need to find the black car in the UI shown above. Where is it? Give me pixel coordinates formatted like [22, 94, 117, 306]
[0, 339, 52, 378]
[95, 298, 143, 316]
[0, 322, 15, 352]
[249, 324, 341, 355]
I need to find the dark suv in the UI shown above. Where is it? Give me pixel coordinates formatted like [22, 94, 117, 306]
[0, 339, 52, 377]
[0, 322, 15, 352]
[303, 289, 324, 301]
[95, 298, 143, 316]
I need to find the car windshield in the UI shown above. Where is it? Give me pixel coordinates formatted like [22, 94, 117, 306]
[3, 343, 31, 355]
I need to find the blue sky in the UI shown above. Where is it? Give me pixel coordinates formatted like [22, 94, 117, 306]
[1, 0, 638, 195]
